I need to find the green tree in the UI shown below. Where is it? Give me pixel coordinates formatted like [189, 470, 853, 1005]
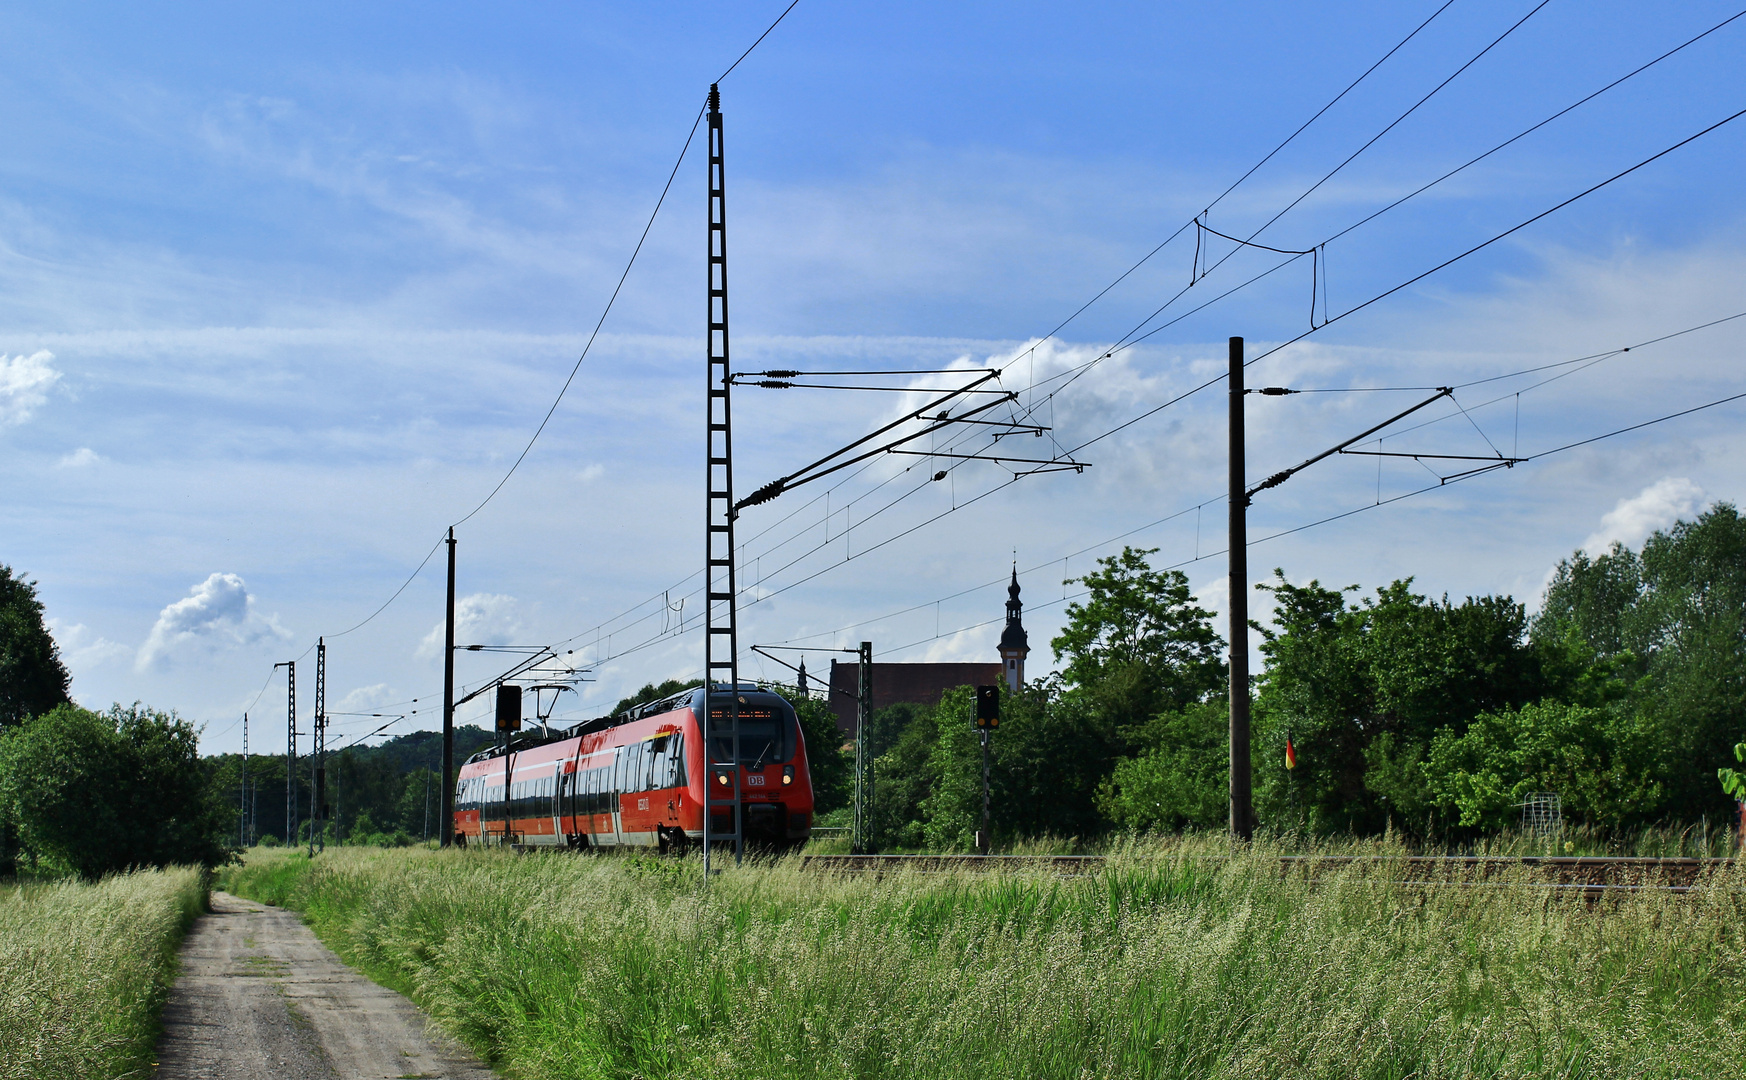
[1052, 546, 1225, 724]
[872, 702, 939, 849]
[0, 564, 71, 728]
[612, 678, 703, 716]
[1098, 699, 1231, 832]
[1423, 700, 1664, 832]
[789, 691, 852, 818]
[1538, 504, 1746, 820]
[1253, 573, 1562, 834]
[921, 684, 1117, 850]
[1720, 741, 1746, 802]
[0, 703, 233, 877]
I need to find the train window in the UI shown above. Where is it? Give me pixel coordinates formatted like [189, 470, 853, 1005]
[708, 703, 794, 765]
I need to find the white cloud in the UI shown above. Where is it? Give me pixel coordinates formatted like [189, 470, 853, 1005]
[419, 592, 522, 658]
[577, 463, 605, 483]
[338, 683, 396, 710]
[136, 572, 290, 670]
[57, 447, 101, 468]
[47, 619, 132, 674]
[1580, 477, 1707, 554]
[0, 350, 59, 426]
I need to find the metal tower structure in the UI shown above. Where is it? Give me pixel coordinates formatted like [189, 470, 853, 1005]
[240, 712, 248, 848]
[311, 639, 327, 855]
[704, 82, 743, 872]
[276, 660, 297, 847]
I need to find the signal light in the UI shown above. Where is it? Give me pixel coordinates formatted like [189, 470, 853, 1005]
[495, 684, 523, 732]
[974, 685, 1000, 730]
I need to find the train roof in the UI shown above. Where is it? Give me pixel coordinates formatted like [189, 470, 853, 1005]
[459, 681, 793, 767]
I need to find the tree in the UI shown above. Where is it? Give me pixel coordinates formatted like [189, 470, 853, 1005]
[0, 564, 71, 728]
[1720, 741, 1746, 802]
[1252, 573, 1563, 835]
[1423, 700, 1664, 833]
[1098, 699, 1231, 832]
[0, 703, 233, 877]
[612, 678, 703, 716]
[1537, 504, 1746, 820]
[921, 684, 1117, 850]
[1052, 547, 1225, 724]
[789, 691, 852, 818]
[872, 702, 939, 848]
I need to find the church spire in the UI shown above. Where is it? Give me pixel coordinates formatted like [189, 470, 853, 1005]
[998, 564, 1029, 692]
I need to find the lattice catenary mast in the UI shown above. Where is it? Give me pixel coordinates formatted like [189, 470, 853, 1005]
[704, 83, 743, 871]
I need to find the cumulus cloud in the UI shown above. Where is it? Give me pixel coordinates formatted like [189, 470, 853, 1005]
[0, 350, 59, 426]
[1580, 477, 1707, 554]
[136, 572, 290, 670]
[338, 683, 396, 710]
[47, 619, 132, 672]
[419, 592, 522, 657]
[58, 447, 101, 467]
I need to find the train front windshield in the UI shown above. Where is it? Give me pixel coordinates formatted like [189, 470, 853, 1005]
[707, 703, 794, 765]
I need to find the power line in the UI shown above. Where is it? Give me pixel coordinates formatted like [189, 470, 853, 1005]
[717, 0, 804, 83]
[1012, 6, 1741, 417]
[987, 0, 1460, 397]
[1066, 105, 1746, 461]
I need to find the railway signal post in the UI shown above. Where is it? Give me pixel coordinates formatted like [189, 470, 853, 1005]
[240, 711, 248, 848]
[974, 684, 1000, 854]
[496, 684, 521, 846]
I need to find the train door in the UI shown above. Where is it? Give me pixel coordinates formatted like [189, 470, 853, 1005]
[610, 745, 627, 846]
[563, 746, 582, 843]
[547, 762, 562, 840]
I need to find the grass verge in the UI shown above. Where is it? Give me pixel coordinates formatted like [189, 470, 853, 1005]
[223, 840, 1745, 1079]
[0, 866, 206, 1080]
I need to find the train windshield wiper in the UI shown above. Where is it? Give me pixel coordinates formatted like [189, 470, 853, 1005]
[750, 741, 774, 771]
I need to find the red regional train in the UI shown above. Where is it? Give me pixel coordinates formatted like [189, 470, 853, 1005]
[452, 683, 814, 852]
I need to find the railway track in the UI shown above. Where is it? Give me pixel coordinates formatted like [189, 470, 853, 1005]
[799, 853, 1740, 895]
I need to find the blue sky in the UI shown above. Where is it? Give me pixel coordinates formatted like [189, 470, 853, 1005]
[2, 1, 1743, 754]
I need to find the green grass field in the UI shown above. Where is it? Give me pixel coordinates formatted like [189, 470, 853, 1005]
[0, 867, 206, 1080]
[221, 841, 1745, 1079]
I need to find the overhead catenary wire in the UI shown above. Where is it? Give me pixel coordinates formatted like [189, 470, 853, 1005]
[757, 305, 1746, 653]
[303, 10, 1746, 718]
[480, 1, 1591, 673]
[1066, 105, 1746, 462]
[992, 0, 1460, 385]
[871, 386, 1746, 661]
[220, 5, 808, 742]
[1005, 6, 1745, 424]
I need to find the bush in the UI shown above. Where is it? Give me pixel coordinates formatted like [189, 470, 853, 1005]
[0, 703, 234, 877]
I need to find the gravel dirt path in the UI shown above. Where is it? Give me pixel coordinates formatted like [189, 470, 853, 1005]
[154, 890, 496, 1080]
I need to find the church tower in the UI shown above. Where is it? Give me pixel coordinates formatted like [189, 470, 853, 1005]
[998, 566, 1029, 692]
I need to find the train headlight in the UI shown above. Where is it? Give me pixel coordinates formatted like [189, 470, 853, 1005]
[782, 765, 795, 786]
[715, 771, 731, 787]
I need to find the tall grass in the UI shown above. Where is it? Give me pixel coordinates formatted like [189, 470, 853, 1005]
[224, 841, 1745, 1079]
[0, 867, 206, 1080]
